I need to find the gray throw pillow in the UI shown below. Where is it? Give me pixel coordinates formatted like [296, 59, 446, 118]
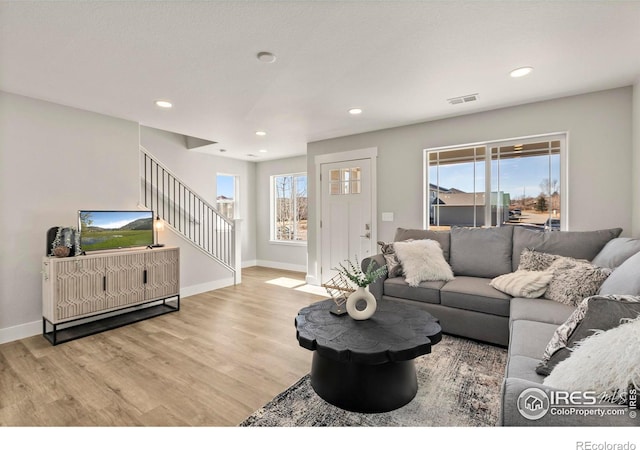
[591, 237, 640, 269]
[377, 240, 403, 278]
[511, 226, 622, 271]
[545, 257, 611, 306]
[536, 295, 640, 376]
[598, 250, 640, 296]
[449, 226, 513, 278]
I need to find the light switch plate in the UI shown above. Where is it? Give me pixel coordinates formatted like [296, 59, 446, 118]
[382, 212, 394, 222]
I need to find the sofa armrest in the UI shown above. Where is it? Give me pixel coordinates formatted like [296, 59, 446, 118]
[501, 378, 638, 427]
[361, 254, 387, 302]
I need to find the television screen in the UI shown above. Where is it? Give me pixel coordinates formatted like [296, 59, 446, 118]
[78, 210, 155, 252]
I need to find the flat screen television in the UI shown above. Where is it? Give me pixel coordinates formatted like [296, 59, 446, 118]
[78, 210, 155, 252]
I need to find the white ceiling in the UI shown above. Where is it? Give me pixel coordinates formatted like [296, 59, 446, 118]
[2, 1, 640, 161]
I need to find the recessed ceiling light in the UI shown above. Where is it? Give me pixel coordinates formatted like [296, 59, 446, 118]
[348, 108, 363, 115]
[259, 149, 268, 153]
[255, 130, 267, 136]
[155, 100, 173, 108]
[510, 67, 533, 78]
[257, 52, 276, 63]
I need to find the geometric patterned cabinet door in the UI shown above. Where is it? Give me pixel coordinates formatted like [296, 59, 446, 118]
[145, 247, 180, 301]
[42, 247, 180, 345]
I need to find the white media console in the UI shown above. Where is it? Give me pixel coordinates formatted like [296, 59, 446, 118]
[42, 246, 180, 345]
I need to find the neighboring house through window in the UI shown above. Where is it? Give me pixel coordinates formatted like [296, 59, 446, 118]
[425, 133, 566, 231]
[216, 174, 237, 220]
[271, 173, 308, 242]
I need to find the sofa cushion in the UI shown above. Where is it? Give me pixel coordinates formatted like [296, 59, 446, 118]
[509, 319, 559, 359]
[393, 228, 451, 261]
[505, 355, 545, 384]
[598, 251, 640, 296]
[511, 226, 622, 271]
[509, 297, 575, 326]
[592, 237, 640, 269]
[440, 276, 511, 317]
[383, 277, 444, 304]
[449, 226, 513, 278]
[536, 295, 640, 376]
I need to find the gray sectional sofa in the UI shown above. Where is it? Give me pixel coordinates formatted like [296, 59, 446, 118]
[362, 225, 640, 426]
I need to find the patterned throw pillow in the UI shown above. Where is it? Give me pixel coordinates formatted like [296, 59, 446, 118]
[545, 257, 611, 306]
[536, 295, 640, 376]
[378, 241, 403, 278]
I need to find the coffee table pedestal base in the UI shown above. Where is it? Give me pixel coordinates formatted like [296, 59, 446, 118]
[310, 351, 418, 413]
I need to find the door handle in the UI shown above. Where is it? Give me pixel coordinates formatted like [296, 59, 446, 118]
[360, 232, 371, 239]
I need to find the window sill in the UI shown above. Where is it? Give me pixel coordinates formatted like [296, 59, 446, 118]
[269, 240, 307, 247]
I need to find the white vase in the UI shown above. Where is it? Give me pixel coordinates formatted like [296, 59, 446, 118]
[346, 286, 377, 320]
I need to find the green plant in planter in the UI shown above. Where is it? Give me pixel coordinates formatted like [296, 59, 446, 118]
[334, 257, 387, 288]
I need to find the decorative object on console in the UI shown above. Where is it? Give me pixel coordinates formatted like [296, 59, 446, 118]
[490, 269, 554, 298]
[536, 295, 640, 376]
[543, 315, 640, 403]
[393, 239, 454, 287]
[152, 215, 165, 248]
[48, 226, 80, 257]
[333, 258, 387, 320]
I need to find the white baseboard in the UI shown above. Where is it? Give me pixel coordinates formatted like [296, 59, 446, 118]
[0, 320, 42, 345]
[255, 260, 307, 273]
[242, 259, 258, 268]
[305, 275, 320, 286]
[180, 278, 235, 298]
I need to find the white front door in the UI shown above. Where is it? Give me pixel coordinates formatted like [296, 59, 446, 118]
[320, 159, 374, 284]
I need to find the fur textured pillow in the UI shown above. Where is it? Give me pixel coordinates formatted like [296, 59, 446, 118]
[490, 270, 554, 298]
[393, 239, 454, 287]
[545, 257, 611, 306]
[517, 248, 562, 271]
[543, 317, 640, 402]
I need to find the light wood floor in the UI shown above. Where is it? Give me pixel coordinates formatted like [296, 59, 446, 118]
[0, 267, 322, 426]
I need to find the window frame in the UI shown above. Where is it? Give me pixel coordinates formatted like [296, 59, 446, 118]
[423, 132, 568, 230]
[270, 172, 308, 245]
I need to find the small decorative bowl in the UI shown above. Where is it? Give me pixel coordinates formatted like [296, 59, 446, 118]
[52, 246, 71, 258]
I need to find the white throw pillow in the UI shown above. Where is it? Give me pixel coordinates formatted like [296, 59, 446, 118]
[393, 239, 454, 287]
[543, 317, 640, 401]
[490, 270, 554, 298]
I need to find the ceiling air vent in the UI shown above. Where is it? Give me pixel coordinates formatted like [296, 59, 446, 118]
[447, 93, 479, 105]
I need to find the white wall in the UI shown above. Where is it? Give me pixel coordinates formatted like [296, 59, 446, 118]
[633, 80, 640, 237]
[0, 91, 140, 341]
[140, 126, 257, 275]
[255, 155, 307, 272]
[307, 87, 634, 284]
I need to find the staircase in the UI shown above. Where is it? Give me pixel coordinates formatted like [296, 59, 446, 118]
[139, 147, 239, 284]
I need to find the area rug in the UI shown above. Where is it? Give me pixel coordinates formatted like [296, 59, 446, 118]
[239, 335, 508, 427]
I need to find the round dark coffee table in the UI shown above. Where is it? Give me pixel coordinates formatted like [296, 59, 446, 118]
[295, 298, 442, 413]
